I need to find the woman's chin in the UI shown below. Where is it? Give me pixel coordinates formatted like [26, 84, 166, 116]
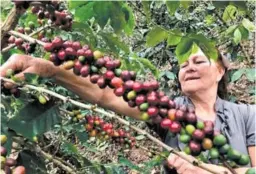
[182, 88, 200, 95]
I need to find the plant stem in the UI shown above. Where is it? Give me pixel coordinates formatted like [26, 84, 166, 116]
[8, 30, 45, 46]
[2, 25, 50, 53]
[2, 77, 227, 174]
[12, 137, 76, 174]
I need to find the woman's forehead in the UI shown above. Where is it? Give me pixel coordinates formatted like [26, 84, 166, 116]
[188, 49, 207, 60]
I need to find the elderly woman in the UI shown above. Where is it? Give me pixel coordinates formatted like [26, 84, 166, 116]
[0, 49, 255, 174]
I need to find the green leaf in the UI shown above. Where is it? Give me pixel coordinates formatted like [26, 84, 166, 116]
[122, 3, 135, 35]
[74, 2, 95, 22]
[67, 0, 88, 10]
[213, 1, 229, 9]
[166, 1, 180, 16]
[7, 101, 61, 140]
[180, 1, 192, 9]
[24, 73, 39, 85]
[118, 156, 142, 172]
[141, 1, 151, 22]
[93, 2, 111, 28]
[222, 5, 237, 22]
[109, 2, 127, 34]
[17, 150, 47, 174]
[225, 25, 238, 35]
[167, 29, 183, 46]
[61, 142, 78, 155]
[72, 21, 96, 49]
[175, 37, 193, 64]
[242, 18, 256, 32]
[138, 57, 159, 78]
[205, 15, 215, 25]
[165, 71, 175, 80]
[146, 26, 168, 47]
[245, 69, 255, 82]
[238, 25, 249, 40]
[135, 135, 145, 140]
[99, 32, 129, 55]
[231, 69, 245, 82]
[233, 28, 242, 45]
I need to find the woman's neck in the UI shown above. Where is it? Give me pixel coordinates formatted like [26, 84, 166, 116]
[188, 90, 217, 121]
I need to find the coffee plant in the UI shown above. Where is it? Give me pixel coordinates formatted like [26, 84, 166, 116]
[1, 1, 255, 174]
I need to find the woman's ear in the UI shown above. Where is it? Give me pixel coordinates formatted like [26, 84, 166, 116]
[216, 65, 225, 82]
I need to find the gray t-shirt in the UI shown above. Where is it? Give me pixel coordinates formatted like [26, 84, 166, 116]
[149, 96, 255, 173]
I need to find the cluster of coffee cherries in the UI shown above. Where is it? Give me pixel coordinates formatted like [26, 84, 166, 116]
[30, 1, 72, 31]
[11, 0, 72, 31]
[1, 135, 26, 174]
[69, 110, 136, 148]
[161, 109, 250, 165]
[8, 34, 36, 54]
[1, 69, 20, 98]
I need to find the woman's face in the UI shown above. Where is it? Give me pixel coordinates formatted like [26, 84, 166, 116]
[178, 49, 224, 95]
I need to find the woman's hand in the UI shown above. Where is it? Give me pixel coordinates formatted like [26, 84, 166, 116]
[167, 153, 211, 174]
[167, 153, 233, 174]
[0, 54, 59, 88]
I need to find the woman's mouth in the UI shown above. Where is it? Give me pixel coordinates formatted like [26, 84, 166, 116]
[185, 77, 200, 81]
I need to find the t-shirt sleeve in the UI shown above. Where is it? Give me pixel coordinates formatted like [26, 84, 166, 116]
[242, 104, 256, 146]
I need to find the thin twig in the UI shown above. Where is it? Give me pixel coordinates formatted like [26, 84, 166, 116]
[8, 30, 45, 46]
[2, 25, 50, 53]
[2, 77, 227, 174]
[12, 137, 76, 174]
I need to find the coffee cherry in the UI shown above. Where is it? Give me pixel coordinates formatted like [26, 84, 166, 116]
[93, 50, 103, 60]
[95, 58, 106, 68]
[150, 80, 159, 91]
[57, 49, 66, 60]
[175, 109, 185, 121]
[1, 135, 7, 145]
[140, 112, 150, 121]
[0, 146, 7, 156]
[209, 148, 219, 159]
[127, 90, 136, 100]
[38, 95, 47, 104]
[151, 115, 162, 124]
[97, 77, 106, 89]
[72, 41, 81, 50]
[189, 140, 201, 156]
[44, 42, 54, 52]
[186, 112, 197, 124]
[80, 65, 90, 77]
[179, 134, 191, 144]
[110, 77, 123, 88]
[169, 121, 181, 133]
[135, 95, 146, 106]
[147, 106, 159, 117]
[63, 60, 74, 70]
[120, 70, 131, 81]
[105, 61, 115, 70]
[104, 70, 115, 80]
[133, 82, 142, 92]
[8, 36, 15, 43]
[124, 80, 134, 90]
[15, 38, 23, 46]
[159, 108, 168, 117]
[114, 86, 125, 96]
[168, 109, 176, 121]
[90, 74, 100, 84]
[159, 96, 169, 107]
[160, 118, 172, 129]
[13, 166, 26, 174]
[213, 134, 227, 146]
[147, 94, 158, 106]
[52, 37, 63, 48]
[185, 124, 196, 135]
[192, 129, 205, 141]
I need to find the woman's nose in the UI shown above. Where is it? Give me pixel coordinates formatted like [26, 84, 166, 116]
[185, 62, 197, 72]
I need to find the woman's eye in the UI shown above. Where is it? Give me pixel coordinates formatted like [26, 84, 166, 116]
[181, 64, 187, 68]
[196, 61, 205, 64]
